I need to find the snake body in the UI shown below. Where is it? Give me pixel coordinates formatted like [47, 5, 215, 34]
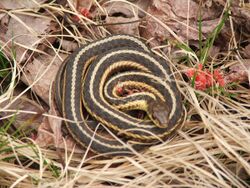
[55, 35, 184, 155]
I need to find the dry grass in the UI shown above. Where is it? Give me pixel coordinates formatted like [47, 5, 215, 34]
[0, 1, 249, 187]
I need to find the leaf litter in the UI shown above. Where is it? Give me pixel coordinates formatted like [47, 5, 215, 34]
[0, 0, 249, 187]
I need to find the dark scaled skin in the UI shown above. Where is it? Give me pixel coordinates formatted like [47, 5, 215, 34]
[147, 99, 170, 128]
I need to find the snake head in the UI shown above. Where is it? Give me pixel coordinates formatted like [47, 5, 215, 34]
[148, 100, 170, 128]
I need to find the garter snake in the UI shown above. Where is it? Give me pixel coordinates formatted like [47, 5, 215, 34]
[55, 34, 184, 155]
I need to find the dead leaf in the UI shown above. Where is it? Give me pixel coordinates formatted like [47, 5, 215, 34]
[225, 59, 250, 85]
[0, 13, 9, 34]
[102, 1, 139, 18]
[0, 0, 46, 10]
[231, 1, 250, 33]
[0, 13, 5, 20]
[207, 45, 221, 59]
[0, 96, 44, 134]
[136, 0, 151, 18]
[94, 1, 149, 36]
[59, 39, 79, 52]
[141, 0, 221, 46]
[227, 162, 250, 182]
[243, 44, 250, 58]
[35, 102, 84, 153]
[97, 0, 150, 18]
[35, 116, 54, 147]
[48, 103, 63, 148]
[21, 52, 67, 105]
[105, 17, 140, 36]
[77, 0, 93, 10]
[3, 14, 53, 63]
[0, 14, 9, 26]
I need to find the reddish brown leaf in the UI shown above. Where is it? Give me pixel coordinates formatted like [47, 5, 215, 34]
[59, 39, 79, 52]
[141, 0, 220, 46]
[35, 102, 84, 153]
[0, 0, 46, 10]
[0, 96, 44, 134]
[21, 53, 67, 105]
[3, 14, 53, 63]
[105, 17, 140, 36]
[225, 59, 250, 85]
[243, 44, 250, 58]
[77, 0, 93, 10]
[92, 1, 150, 36]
